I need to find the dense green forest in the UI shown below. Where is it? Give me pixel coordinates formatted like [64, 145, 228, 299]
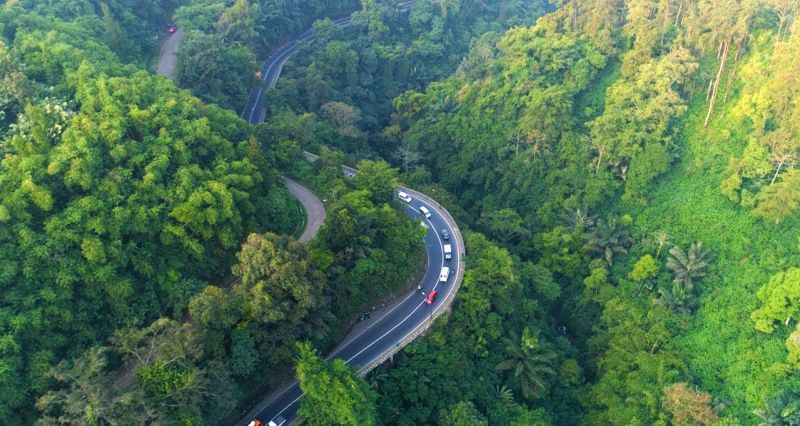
[367, 0, 800, 424]
[0, 1, 421, 423]
[3, 0, 800, 424]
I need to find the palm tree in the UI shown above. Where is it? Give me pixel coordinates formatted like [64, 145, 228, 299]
[495, 335, 556, 400]
[753, 388, 800, 425]
[562, 208, 596, 232]
[666, 242, 709, 292]
[367, 369, 389, 390]
[654, 286, 695, 315]
[494, 385, 515, 408]
[583, 218, 632, 266]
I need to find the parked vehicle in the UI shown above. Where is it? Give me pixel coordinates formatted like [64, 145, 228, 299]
[419, 206, 431, 218]
[425, 290, 439, 304]
[439, 266, 450, 282]
[398, 191, 412, 203]
[441, 228, 450, 240]
[444, 244, 452, 260]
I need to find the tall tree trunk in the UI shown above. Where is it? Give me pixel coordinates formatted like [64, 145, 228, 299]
[771, 160, 785, 185]
[722, 67, 737, 104]
[704, 35, 731, 128]
[705, 78, 714, 102]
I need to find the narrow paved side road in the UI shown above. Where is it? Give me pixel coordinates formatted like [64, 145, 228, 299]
[285, 178, 325, 242]
[154, 30, 325, 242]
[156, 28, 184, 78]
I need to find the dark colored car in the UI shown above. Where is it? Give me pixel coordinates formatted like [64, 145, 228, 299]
[441, 228, 450, 240]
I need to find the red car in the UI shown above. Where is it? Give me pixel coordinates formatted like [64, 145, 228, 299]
[425, 290, 438, 304]
[168, 24, 177, 34]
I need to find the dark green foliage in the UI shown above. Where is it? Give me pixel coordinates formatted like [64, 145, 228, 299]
[270, 0, 549, 146]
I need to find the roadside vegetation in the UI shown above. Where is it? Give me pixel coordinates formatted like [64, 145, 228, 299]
[4, 0, 800, 424]
[0, 2, 420, 424]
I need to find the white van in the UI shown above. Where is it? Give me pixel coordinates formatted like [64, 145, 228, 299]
[439, 266, 450, 282]
[444, 244, 452, 260]
[419, 206, 431, 218]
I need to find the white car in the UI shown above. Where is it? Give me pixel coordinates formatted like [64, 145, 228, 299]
[398, 191, 412, 203]
[439, 266, 450, 282]
[419, 206, 431, 218]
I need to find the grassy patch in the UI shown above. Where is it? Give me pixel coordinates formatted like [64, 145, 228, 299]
[618, 74, 800, 417]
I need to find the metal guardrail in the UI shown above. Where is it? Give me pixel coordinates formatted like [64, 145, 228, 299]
[300, 151, 465, 375]
[358, 186, 465, 375]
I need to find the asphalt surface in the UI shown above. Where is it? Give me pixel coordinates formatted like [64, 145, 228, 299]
[236, 3, 463, 424]
[156, 28, 184, 78]
[238, 191, 460, 426]
[240, 1, 416, 125]
[284, 178, 325, 243]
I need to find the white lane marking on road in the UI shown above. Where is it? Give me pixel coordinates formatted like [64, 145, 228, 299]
[248, 43, 295, 122]
[267, 195, 450, 421]
[342, 199, 445, 365]
[326, 203, 430, 359]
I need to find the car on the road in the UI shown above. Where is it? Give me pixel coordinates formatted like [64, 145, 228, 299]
[425, 290, 438, 304]
[419, 206, 431, 218]
[248, 420, 262, 426]
[167, 23, 177, 34]
[444, 244, 452, 260]
[439, 266, 450, 282]
[441, 228, 450, 240]
[398, 191, 412, 203]
[269, 416, 286, 426]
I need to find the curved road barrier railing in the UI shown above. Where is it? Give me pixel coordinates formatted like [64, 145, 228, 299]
[237, 153, 465, 425]
[359, 185, 465, 375]
[302, 154, 467, 366]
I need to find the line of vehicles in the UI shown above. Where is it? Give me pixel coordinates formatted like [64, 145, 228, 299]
[397, 191, 455, 304]
[249, 191, 453, 426]
[249, 417, 284, 426]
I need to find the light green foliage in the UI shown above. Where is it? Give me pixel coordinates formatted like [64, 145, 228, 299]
[629, 254, 659, 283]
[583, 264, 610, 302]
[752, 268, 800, 333]
[352, 159, 399, 204]
[787, 324, 800, 369]
[296, 342, 377, 426]
[754, 169, 800, 224]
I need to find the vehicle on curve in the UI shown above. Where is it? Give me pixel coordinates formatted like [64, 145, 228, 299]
[444, 244, 452, 260]
[248, 420, 262, 426]
[269, 416, 286, 426]
[419, 206, 431, 218]
[398, 191, 412, 203]
[425, 290, 439, 304]
[441, 228, 450, 240]
[439, 266, 450, 283]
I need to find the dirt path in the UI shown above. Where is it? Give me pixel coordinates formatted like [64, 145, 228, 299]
[285, 178, 325, 242]
[156, 28, 184, 78]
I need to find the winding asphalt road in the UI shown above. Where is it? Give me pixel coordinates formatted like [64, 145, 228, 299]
[240, 0, 417, 125]
[238, 189, 461, 426]
[284, 178, 325, 243]
[156, 28, 184, 78]
[233, 3, 469, 425]
[155, 28, 328, 243]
